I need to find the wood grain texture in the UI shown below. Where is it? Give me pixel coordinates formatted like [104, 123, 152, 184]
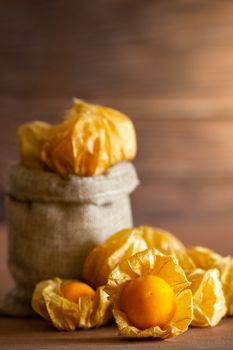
[2, 0, 233, 99]
[1, 1, 233, 241]
[0, 318, 232, 350]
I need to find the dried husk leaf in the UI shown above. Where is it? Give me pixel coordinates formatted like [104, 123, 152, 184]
[18, 121, 53, 169]
[82, 228, 147, 289]
[141, 226, 195, 271]
[187, 269, 226, 327]
[187, 246, 223, 270]
[105, 248, 193, 339]
[42, 99, 137, 176]
[32, 278, 112, 330]
[187, 246, 232, 315]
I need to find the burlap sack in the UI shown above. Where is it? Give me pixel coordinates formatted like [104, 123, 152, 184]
[1, 161, 139, 316]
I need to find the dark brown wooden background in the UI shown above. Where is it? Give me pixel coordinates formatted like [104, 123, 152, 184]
[1, 0, 233, 254]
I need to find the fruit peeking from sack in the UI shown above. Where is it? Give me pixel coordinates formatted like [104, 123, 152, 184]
[18, 99, 137, 176]
[18, 121, 53, 170]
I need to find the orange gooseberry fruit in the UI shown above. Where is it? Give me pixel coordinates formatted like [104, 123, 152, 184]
[119, 275, 176, 330]
[60, 281, 95, 303]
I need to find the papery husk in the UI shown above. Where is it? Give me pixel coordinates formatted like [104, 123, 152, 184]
[187, 246, 232, 315]
[42, 99, 137, 176]
[82, 228, 147, 289]
[187, 269, 226, 327]
[18, 121, 53, 169]
[141, 226, 195, 271]
[105, 248, 193, 339]
[32, 278, 112, 330]
[187, 246, 224, 270]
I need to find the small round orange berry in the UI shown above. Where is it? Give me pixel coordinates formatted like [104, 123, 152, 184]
[61, 281, 95, 303]
[119, 275, 176, 330]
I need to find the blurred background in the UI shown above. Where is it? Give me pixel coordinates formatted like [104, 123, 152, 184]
[1, 0, 233, 266]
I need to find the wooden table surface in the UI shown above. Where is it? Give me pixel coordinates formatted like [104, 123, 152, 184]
[0, 223, 232, 349]
[1, 1, 233, 348]
[0, 318, 232, 350]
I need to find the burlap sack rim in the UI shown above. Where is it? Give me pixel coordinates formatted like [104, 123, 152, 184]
[7, 161, 139, 205]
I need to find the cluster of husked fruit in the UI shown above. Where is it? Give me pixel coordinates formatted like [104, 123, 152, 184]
[32, 226, 232, 339]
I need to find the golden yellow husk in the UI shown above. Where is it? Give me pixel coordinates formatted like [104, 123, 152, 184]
[82, 226, 196, 289]
[187, 268, 226, 327]
[82, 227, 147, 289]
[141, 226, 195, 271]
[42, 99, 137, 176]
[187, 246, 232, 315]
[18, 99, 136, 177]
[18, 121, 53, 169]
[105, 248, 193, 339]
[32, 278, 112, 330]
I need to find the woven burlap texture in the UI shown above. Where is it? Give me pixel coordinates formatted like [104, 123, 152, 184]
[1, 161, 139, 316]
